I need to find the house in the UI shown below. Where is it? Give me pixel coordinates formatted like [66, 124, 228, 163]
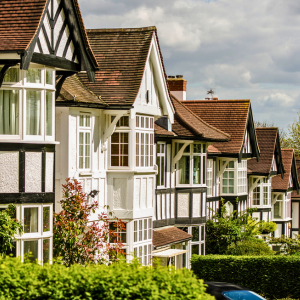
[0, 0, 98, 262]
[247, 128, 285, 222]
[291, 156, 300, 237]
[271, 149, 299, 237]
[55, 26, 175, 265]
[153, 94, 229, 267]
[174, 84, 260, 217]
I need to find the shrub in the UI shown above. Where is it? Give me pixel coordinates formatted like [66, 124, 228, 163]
[225, 239, 274, 256]
[0, 256, 214, 300]
[258, 220, 277, 234]
[191, 255, 300, 299]
[267, 236, 300, 255]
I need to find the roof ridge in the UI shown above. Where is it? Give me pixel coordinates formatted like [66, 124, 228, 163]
[86, 26, 157, 33]
[183, 99, 250, 103]
[173, 95, 231, 139]
[255, 127, 278, 130]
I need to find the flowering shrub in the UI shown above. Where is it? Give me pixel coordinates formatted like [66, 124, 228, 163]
[53, 178, 125, 266]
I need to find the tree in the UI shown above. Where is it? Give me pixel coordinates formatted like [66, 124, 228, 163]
[0, 204, 23, 256]
[53, 178, 125, 266]
[206, 199, 264, 254]
[282, 110, 300, 155]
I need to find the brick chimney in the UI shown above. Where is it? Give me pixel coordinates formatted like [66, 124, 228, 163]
[167, 75, 187, 101]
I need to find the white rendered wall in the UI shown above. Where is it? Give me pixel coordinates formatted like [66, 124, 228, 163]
[45, 152, 54, 192]
[0, 151, 19, 193]
[292, 202, 299, 228]
[25, 152, 42, 193]
[170, 90, 186, 101]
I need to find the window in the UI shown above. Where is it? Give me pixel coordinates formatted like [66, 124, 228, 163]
[252, 177, 270, 207]
[24, 207, 39, 233]
[0, 66, 55, 140]
[242, 130, 251, 153]
[109, 222, 127, 243]
[133, 218, 152, 243]
[156, 143, 165, 187]
[79, 114, 91, 169]
[111, 132, 128, 167]
[190, 225, 205, 256]
[274, 195, 283, 219]
[222, 161, 235, 194]
[176, 143, 206, 186]
[207, 159, 213, 196]
[238, 160, 247, 193]
[0, 89, 19, 135]
[253, 180, 260, 205]
[136, 116, 154, 168]
[271, 156, 277, 172]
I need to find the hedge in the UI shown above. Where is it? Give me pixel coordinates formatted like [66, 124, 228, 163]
[0, 257, 214, 300]
[191, 255, 300, 299]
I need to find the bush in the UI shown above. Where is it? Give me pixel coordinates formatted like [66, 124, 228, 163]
[191, 255, 300, 299]
[0, 256, 214, 300]
[225, 239, 274, 256]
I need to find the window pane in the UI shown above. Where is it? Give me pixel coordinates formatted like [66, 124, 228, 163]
[148, 219, 152, 239]
[161, 157, 165, 186]
[80, 115, 84, 127]
[274, 201, 283, 218]
[202, 156, 206, 184]
[193, 144, 201, 153]
[201, 226, 205, 241]
[24, 240, 38, 262]
[46, 70, 53, 85]
[228, 161, 234, 168]
[0, 90, 19, 135]
[136, 116, 139, 127]
[26, 69, 41, 83]
[144, 219, 148, 240]
[43, 207, 50, 232]
[1, 67, 19, 82]
[86, 116, 91, 127]
[111, 156, 119, 166]
[193, 156, 201, 184]
[192, 227, 199, 242]
[46, 92, 52, 136]
[43, 239, 50, 263]
[192, 244, 199, 255]
[179, 156, 190, 184]
[139, 220, 143, 241]
[24, 207, 38, 233]
[26, 91, 41, 135]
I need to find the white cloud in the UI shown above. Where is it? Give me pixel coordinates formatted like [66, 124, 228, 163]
[259, 93, 295, 107]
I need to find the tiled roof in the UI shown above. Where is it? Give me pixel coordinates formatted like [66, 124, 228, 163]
[183, 100, 253, 155]
[155, 124, 176, 137]
[171, 96, 230, 141]
[56, 74, 106, 107]
[76, 27, 161, 106]
[292, 158, 300, 198]
[0, 0, 47, 51]
[248, 128, 279, 175]
[272, 149, 294, 191]
[0, 0, 98, 67]
[153, 227, 192, 248]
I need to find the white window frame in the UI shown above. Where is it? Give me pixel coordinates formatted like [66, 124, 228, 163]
[237, 160, 247, 194]
[251, 177, 271, 207]
[175, 142, 207, 187]
[221, 160, 236, 194]
[273, 194, 284, 220]
[190, 225, 206, 256]
[207, 159, 213, 196]
[156, 142, 166, 188]
[78, 113, 92, 170]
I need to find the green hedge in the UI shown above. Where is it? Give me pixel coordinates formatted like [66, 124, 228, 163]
[0, 257, 214, 300]
[191, 255, 300, 299]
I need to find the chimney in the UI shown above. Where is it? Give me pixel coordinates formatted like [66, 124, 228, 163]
[167, 75, 187, 101]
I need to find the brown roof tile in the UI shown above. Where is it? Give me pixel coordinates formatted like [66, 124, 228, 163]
[248, 128, 279, 175]
[56, 74, 106, 106]
[155, 123, 176, 137]
[76, 27, 161, 106]
[153, 227, 192, 248]
[183, 100, 252, 155]
[171, 96, 230, 141]
[272, 149, 294, 191]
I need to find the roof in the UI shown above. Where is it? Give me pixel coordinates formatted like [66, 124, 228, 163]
[182, 100, 259, 158]
[171, 95, 230, 141]
[0, 0, 98, 66]
[248, 128, 284, 177]
[75, 27, 163, 107]
[56, 74, 106, 107]
[292, 157, 300, 198]
[154, 123, 176, 137]
[152, 227, 192, 248]
[272, 149, 299, 193]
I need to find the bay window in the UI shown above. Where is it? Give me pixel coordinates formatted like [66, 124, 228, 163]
[136, 115, 154, 168]
[222, 161, 235, 194]
[274, 195, 283, 219]
[156, 143, 166, 187]
[176, 143, 206, 186]
[0, 66, 55, 141]
[238, 160, 247, 193]
[207, 160, 213, 196]
[252, 178, 270, 206]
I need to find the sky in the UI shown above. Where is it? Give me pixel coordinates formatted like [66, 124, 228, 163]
[78, 0, 300, 132]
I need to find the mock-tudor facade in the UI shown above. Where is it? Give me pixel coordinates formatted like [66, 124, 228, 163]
[0, 0, 98, 262]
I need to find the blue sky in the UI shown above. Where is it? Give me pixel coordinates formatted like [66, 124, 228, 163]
[78, 0, 300, 132]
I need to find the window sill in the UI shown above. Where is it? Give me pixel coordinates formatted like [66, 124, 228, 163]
[0, 139, 59, 144]
[79, 171, 92, 176]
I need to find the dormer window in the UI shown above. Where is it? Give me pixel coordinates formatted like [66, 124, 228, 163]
[79, 114, 91, 169]
[242, 130, 251, 153]
[271, 156, 277, 172]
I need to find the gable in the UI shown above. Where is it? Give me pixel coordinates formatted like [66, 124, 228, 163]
[242, 130, 252, 154]
[33, 0, 78, 63]
[133, 34, 174, 122]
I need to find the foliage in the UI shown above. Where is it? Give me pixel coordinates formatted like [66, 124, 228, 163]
[282, 110, 300, 155]
[206, 199, 258, 254]
[258, 220, 277, 234]
[191, 254, 300, 299]
[225, 239, 274, 256]
[53, 178, 125, 266]
[267, 236, 300, 255]
[0, 204, 23, 256]
[0, 256, 214, 300]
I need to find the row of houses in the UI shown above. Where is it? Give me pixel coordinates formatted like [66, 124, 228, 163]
[0, 0, 299, 268]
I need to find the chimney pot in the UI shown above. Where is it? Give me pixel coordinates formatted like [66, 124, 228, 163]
[212, 97, 218, 100]
[176, 75, 183, 78]
[168, 75, 175, 78]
